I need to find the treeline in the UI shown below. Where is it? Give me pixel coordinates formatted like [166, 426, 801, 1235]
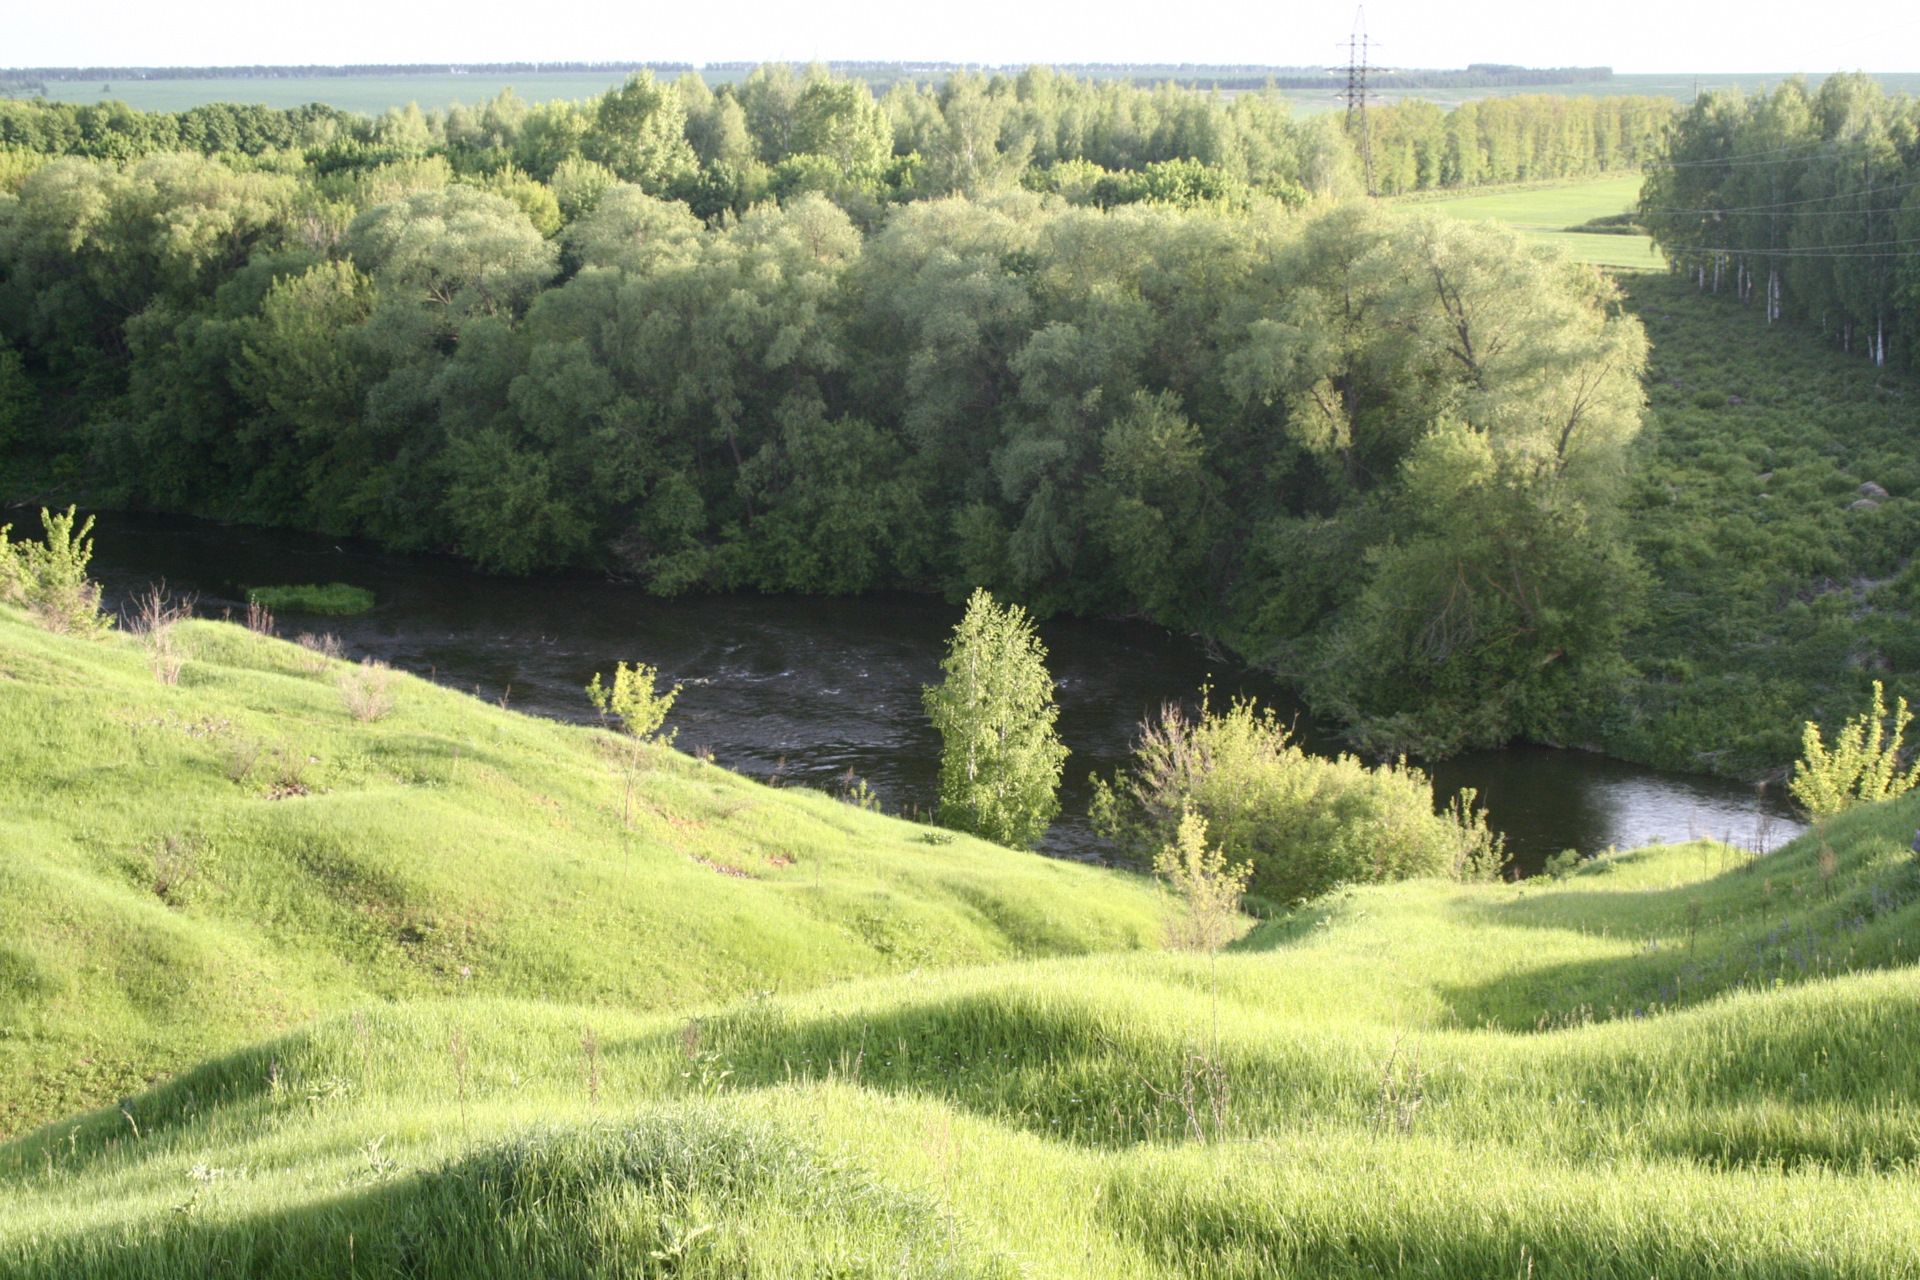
[1639, 73, 1920, 368]
[0, 65, 1666, 213]
[1364, 94, 1672, 194]
[0, 99, 354, 160]
[0, 66, 1352, 212]
[0, 116, 1648, 753]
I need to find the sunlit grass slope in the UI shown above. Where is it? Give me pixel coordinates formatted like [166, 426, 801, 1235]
[5, 747, 1919, 1274]
[0, 605, 1163, 1134]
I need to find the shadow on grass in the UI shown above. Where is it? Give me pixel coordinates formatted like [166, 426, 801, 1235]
[7, 1106, 989, 1280]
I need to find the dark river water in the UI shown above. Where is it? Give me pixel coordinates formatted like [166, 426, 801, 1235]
[79, 510, 1805, 871]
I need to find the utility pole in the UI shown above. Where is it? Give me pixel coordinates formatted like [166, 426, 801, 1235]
[1341, 7, 1377, 196]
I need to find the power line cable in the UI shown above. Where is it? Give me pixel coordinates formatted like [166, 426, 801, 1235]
[1636, 176, 1920, 214]
[1654, 237, 1920, 259]
[1648, 138, 1901, 169]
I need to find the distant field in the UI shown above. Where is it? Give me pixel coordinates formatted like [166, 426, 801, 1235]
[24, 71, 639, 112]
[1283, 70, 1920, 114]
[13, 68, 1919, 116]
[1521, 228, 1668, 270]
[1402, 174, 1666, 270]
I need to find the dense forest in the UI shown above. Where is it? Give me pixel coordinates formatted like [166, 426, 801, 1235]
[1640, 72, 1920, 368]
[0, 66, 1666, 754]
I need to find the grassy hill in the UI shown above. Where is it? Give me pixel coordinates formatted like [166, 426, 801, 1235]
[4, 599, 1920, 1276]
[3, 793, 1917, 1275]
[0, 604, 1163, 1133]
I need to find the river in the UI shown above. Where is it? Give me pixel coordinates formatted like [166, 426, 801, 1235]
[79, 510, 1806, 870]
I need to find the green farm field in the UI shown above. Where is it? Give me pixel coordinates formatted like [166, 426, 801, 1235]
[4, 599, 1920, 1275]
[25, 72, 637, 113]
[1398, 174, 1666, 269]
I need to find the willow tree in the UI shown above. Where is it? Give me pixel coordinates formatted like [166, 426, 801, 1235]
[923, 589, 1067, 849]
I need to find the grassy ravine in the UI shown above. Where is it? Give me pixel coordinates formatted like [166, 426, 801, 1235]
[5, 609, 1920, 1273]
[1393, 179, 1920, 777]
[0, 604, 1163, 1134]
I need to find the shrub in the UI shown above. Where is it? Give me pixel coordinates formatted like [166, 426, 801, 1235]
[293, 631, 346, 673]
[126, 581, 195, 685]
[1543, 848, 1583, 879]
[227, 738, 310, 796]
[586, 661, 681, 743]
[1093, 695, 1503, 904]
[0, 506, 113, 637]
[1789, 681, 1920, 816]
[338, 658, 398, 722]
[587, 661, 683, 824]
[246, 583, 376, 615]
[1154, 806, 1253, 953]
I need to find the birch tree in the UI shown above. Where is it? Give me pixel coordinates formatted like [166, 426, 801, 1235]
[923, 589, 1067, 848]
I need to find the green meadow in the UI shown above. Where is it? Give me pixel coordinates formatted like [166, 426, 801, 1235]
[1403, 174, 1666, 269]
[3, 603, 1920, 1275]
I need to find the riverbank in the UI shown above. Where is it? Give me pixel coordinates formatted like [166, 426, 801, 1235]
[62, 508, 1803, 866]
[5, 250, 1904, 826]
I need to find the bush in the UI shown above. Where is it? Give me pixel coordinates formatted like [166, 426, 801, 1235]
[1093, 695, 1503, 903]
[586, 660, 683, 825]
[586, 661, 681, 743]
[0, 506, 113, 637]
[293, 631, 345, 673]
[1789, 681, 1920, 816]
[337, 658, 398, 722]
[246, 583, 376, 615]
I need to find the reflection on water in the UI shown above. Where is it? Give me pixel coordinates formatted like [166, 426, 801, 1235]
[78, 511, 1805, 869]
[1428, 747, 1801, 866]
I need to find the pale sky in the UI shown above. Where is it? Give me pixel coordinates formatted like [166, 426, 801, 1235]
[6, 0, 1916, 74]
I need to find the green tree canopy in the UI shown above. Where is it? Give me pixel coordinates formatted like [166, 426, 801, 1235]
[585, 72, 698, 192]
[923, 589, 1068, 849]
